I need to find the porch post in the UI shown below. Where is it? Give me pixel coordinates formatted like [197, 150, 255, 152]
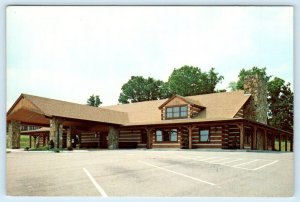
[252, 126, 257, 150]
[188, 126, 193, 149]
[264, 129, 267, 150]
[285, 135, 288, 152]
[290, 136, 293, 152]
[29, 135, 32, 148]
[49, 118, 64, 148]
[7, 120, 21, 149]
[107, 126, 119, 149]
[272, 133, 275, 151]
[239, 123, 244, 149]
[67, 126, 72, 148]
[278, 134, 282, 151]
[146, 128, 153, 149]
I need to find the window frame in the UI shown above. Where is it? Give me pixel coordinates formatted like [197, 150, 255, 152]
[199, 128, 210, 142]
[155, 129, 178, 143]
[165, 105, 188, 119]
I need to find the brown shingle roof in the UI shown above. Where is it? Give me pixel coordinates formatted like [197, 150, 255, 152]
[102, 90, 250, 124]
[21, 94, 129, 125]
[158, 94, 204, 109]
[9, 91, 250, 126]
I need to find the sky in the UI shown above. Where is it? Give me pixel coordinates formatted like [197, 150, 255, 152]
[6, 6, 293, 109]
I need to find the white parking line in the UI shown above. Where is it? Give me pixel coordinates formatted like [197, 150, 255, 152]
[232, 159, 259, 168]
[83, 168, 108, 197]
[219, 159, 242, 165]
[252, 160, 279, 171]
[208, 158, 231, 163]
[140, 161, 216, 186]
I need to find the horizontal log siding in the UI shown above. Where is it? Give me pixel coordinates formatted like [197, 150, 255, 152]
[222, 125, 229, 149]
[192, 126, 222, 149]
[234, 107, 244, 118]
[190, 105, 201, 118]
[228, 125, 240, 149]
[119, 130, 141, 143]
[80, 133, 99, 147]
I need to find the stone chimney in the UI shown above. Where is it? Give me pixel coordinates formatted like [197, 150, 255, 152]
[243, 74, 268, 124]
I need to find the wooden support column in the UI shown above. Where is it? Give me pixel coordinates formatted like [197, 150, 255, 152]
[186, 126, 196, 149]
[67, 127, 72, 148]
[264, 129, 267, 150]
[278, 134, 282, 151]
[43, 133, 46, 146]
[272, 133, 275, 151]
[285, 135, 288, 152]
[29, 135, 32, 148]
[146, 128, 153, 149]
[238, 123, 244, 149]
[252, 126, 257, 150]
[290, 136, 293, 152]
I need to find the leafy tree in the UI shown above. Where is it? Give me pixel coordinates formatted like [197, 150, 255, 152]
[267, 77, 293, 132]
[87, 95, 102, 107]
[118, 76, 166, 104]
[228, 81, 238, 91]
[236, 66, 271, 90]
[235, 66, 293, 131]
[167, 65, 224, 96]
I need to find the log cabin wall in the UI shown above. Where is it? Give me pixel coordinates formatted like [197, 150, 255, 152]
[190, 105, 202, 118]
[222, 125, 229, 149]
[119, 129, 141, 148]
[80, 132, 99, 148]
[228, 125, 240, 149]
[192, 126, 222, 149]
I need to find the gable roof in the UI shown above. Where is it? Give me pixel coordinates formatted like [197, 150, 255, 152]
[158, 94, 204, 109]
[7, 90, 250, 126]
[103, 90, 251, 124]
[7, 94, 129, 125]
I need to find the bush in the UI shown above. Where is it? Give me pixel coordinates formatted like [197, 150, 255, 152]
[67, 146, 73, 151]
[24, 147, 29, 151]
[29, 146, 49, 151]
[53, 148, 60, 153]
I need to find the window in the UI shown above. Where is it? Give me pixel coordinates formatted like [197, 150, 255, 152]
[156, 130, 163, 142]
[156, 129, 178, 142]
[170, 129, 178, 141]
[199, 129, 210, 142]
[166, 105, 188, 119]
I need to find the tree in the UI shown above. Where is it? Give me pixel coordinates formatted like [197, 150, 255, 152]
[236, 66, 271, 90]
[87, 95, 102, 107]
[118, 76, 166, 104]
[267, 77, 293, 132]
[167, 65, 224, 96]
[227, 81, 238, 91]
[235, 66, 293, 132]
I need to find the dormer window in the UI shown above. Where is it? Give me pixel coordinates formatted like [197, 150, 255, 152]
[166, 105, 188, 119]
[158, 94, 205, 120]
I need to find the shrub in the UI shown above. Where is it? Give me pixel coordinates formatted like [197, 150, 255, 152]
[24, 147, 29, 151]
[67, 146, 73, 151]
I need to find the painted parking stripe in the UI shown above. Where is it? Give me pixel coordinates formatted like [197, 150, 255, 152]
[252, 160, 279, 171]
[208, 158, 231, 163]
[219, 159, 243, 165]
[232, 159, 259, 168]
[83, 168, 108, 197]
[140, 161, 216, 186]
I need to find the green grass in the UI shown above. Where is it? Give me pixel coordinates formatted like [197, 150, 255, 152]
[20, 135, 30, 148]
[274, 140, 291, 151]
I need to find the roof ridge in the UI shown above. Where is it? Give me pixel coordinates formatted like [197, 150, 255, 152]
[22, 93, 128, 115]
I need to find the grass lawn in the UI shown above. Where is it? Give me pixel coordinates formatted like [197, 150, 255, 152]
[20, 135, 30, 148]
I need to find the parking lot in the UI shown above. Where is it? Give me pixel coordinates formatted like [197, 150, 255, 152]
[6, 149, 293, 197]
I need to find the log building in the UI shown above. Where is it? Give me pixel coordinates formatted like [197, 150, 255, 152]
[6, 75, 293, 151]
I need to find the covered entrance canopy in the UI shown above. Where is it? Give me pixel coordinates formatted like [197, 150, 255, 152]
[7, 94, 128, 149]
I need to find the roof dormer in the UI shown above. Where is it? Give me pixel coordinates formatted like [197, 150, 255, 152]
[158, 95, 205, 120]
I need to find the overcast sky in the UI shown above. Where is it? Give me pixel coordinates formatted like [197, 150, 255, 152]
[6, 6, 293, 109]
